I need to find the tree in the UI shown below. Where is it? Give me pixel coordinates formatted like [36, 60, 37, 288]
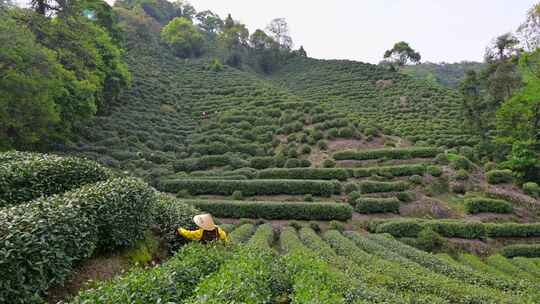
[497, 49, 540, 143]
[0, 16, 64, 149]
[517, 2, 540, 51]
[383, 41, 421, 69]
[485, 33, 520, 63]
[266, 18, 293, 50]
[161, 16, 205, 58]
[297, 45, 307, 57]
[218, 14, 249, 67]
[195, 10, 223, 37]
[460, 70, 491, 139]
[249, 29, 279, 73]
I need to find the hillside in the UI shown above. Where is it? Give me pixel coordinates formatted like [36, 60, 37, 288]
[271, 57, 475, 147]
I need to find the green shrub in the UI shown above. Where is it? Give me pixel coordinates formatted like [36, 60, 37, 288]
[304, 194, 314, 202]
[486, 170, 514, 184]
[309, 221, 321, 233]
[347, 191, 362, 204]
[523, 182, 540, 197]
[317, 140, 328, 150]
[416, 228, 445, 252]
[450, 156, 473, 171]
[500, 244, 540, 258]
[355, 197, 400, 214]
[333, 147, 440, 161]
[232, 190, 243, 200]
[159, 179, 341, 197]
[257, 168, 349, 181]
[284, 158, 300, 168]
[328, 220, 345, 232]
[249, 157, 276, 169]
[434, 153, 449, 165]
[322, 158, 336, 168]
[427, 165, 443, 177]
[358, 180, 409, 193]
[408, 174, 423, 185]
[299, 159, 312, 167]
[0, 153, 112, 206]
[151, 194, 200, 252]
[301, 145, 312, 154]
[184, 200, 353, 220]
[288, 220, 303, 230]
[454, 169, 469, 181]
[464, 197, 513, 214]
[397, 191, 416, 202]
[0, 178, 154, 303]
[484, 162, 497, 172]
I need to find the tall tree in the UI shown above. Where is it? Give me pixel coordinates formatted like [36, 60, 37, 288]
[383, 41, 421, 70]
[485, 33, 520, 63]
[161, 16, 205, 58]
[266, 18, 293, 50]
[517, 2, 540, 51]
[195, 10, 223, 37]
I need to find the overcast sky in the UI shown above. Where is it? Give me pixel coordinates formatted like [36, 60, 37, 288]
[185, 0, 535, 64]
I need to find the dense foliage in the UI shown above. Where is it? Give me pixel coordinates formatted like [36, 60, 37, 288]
[0, 177, 154, 303]
[0, 5, 130, 150]
[0, 152, 112, 206]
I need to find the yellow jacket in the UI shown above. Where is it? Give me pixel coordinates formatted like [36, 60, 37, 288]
[178, 227, 229, 243]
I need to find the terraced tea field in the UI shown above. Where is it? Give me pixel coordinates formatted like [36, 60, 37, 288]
[70, 223, 540, 303]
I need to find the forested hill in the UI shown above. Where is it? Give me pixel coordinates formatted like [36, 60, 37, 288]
[271, 57, 473, 147]
[402, 62, 485, 88]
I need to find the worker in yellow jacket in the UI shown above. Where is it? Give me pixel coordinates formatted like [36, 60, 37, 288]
[177, 213, 229, 244]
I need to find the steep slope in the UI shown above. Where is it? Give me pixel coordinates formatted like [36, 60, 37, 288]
[270, 57, 476, 147]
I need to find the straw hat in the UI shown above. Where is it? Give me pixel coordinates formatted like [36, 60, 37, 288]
[193, 214, 216, 231]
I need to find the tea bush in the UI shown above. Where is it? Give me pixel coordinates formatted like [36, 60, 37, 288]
[464, 197, 513, 214]
[358, 180, 410, 193]
[351, 164, 427, 178]
[486, 169, 514, 184]
[0, 153, 112, 206]
[0, 177, 154, 303]
[333, 147, 440, 161]
[159, 179, 341, 196]
[151, 194, 201, 252]
[354, 197, 401, 214]
[184, 200, 353, 220]
[501, 244, 540, 258]
[371, 219, 540, 239]
[257, 168, 349, 181]
[523, 182, 540, 197]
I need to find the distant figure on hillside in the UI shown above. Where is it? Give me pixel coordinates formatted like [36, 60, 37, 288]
[201, 111, 209, 119]
[177, 214, 229, 244]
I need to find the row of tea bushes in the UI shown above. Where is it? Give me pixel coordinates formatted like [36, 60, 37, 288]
[256, 168, 349, 181]
[338, 231, 513, 303]
[500, 244, 540, 258]
[184, 199, 353, 221]
[333, 147, 440, 161]
[350, 164, 428, 178]
[368, 219, 540, 239]
[353, 197, 401, 214]
[279, 227, 361, 303]
[357, 180, 410, 194]
[364, 234, 536, 295]
[0, 153, 112, 206]
[158, 179, 341, 196]
[70, 243, 231, 304]
[0, 178, 154, 304]
[464, 197, 513, 214]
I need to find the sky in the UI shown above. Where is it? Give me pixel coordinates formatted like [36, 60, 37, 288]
[185, 0, 535, 64]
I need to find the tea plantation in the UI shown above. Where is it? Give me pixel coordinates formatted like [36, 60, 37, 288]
[2, 1, 540, 303]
